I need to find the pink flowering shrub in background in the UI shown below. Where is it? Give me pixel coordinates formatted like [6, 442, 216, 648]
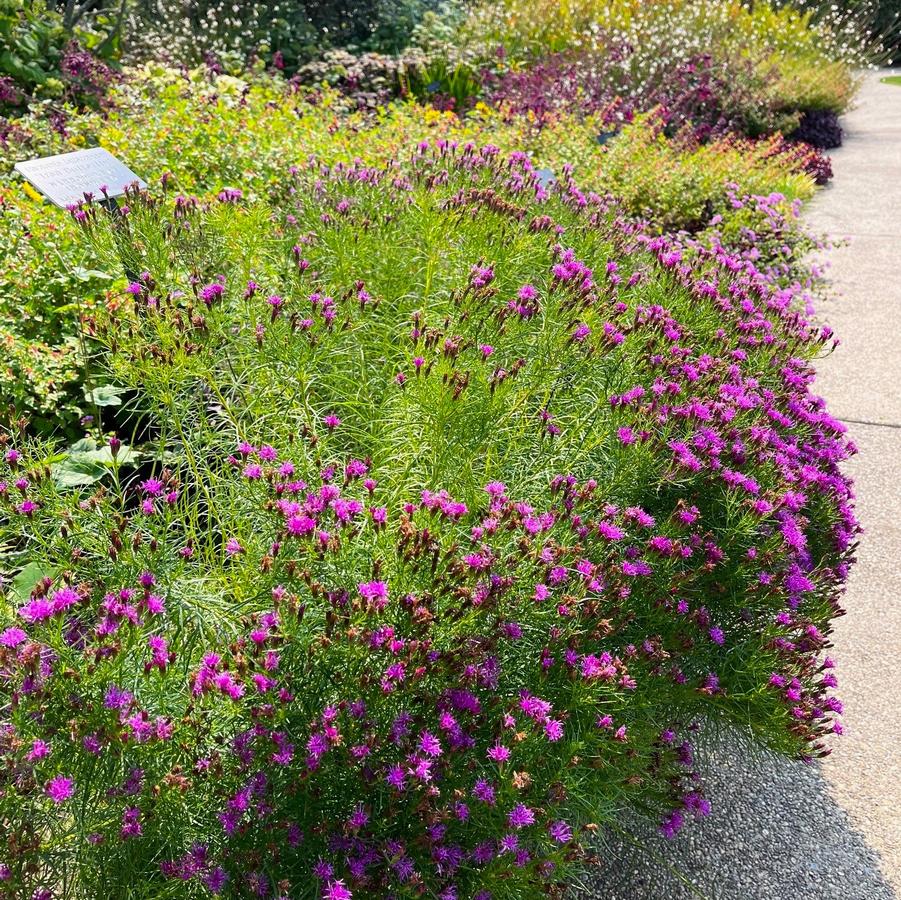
[484, 51, 767, 141]
[0, 145, 857, 897]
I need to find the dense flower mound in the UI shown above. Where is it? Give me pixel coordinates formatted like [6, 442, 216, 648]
[0, 145, 857, 897]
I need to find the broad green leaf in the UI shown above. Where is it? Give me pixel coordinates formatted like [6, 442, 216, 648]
[71, 267, 115, 283]
[84, 384, 126, 407]
[51, 456, 107, 488]
[10, 561, 56, 602]
[52, 439, 139, 488]
[79, 444, 137, 466]
[68, 438, 97, 454]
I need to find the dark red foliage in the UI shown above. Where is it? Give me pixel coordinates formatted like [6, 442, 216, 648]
[484, 51, 772, 143]
[484, 50, 633, 126]
[789, 109, 843, 150]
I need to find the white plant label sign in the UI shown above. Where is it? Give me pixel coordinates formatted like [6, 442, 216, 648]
[14, 147, 147, 208]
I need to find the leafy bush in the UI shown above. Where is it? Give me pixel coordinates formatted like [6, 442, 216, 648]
[0, 65, 828, 427]
[293, 48, 430, 110]
[0, 0, 117, 117]
[453, 0, 877, 71]
[676, 186, 829, 317]
[0, 327, 80, 429]
[483, 50, 628, 126]
[0, 144, 856, 897]
[120, 0, 443, 71]
[483, 49, 845, 143]
[778, 0, 901, 65]
[0, 181, 116, 435]
[6, 67, 821, 224]
[301, 0, 443, 55]
[120, 0, 320, 72]
[585, 112, 820, 231]
[790, 109, 844, 151]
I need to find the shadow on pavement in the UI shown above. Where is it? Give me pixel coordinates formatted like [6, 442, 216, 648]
[577, 734, 897, 900]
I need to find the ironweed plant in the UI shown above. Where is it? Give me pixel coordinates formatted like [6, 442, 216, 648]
[0, 65, 828, 431]
[0, 144, 856, 898]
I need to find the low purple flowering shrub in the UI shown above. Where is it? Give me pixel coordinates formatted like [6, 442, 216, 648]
[293, 48, 430, 111]
[586, 115, 829, 233]
[0, 144, 857, 897]
[760, 135, 833, 186]
[484, 50, 628, 125]
[683, 186, 831, 318]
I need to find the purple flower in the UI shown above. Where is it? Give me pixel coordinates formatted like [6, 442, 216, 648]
[419, 731, 442, 758]
[199, 283, 225, 305]
[470, 265, 494, 288]
[544, 719, 564, 742]
[358, 581, 388, 607]
[386, 765, 406, 790]
[286, 515, 316, 536]
[347, 805, 368, 829]
[18, 597, 54, 623]
[46, 776, 74, 805]
[121, 806, 142, 838]
[507, 804, 535, 829]
[141, 477, 164, 496]
[472, 779, 496, 805]
[105, 684, 133, 710]
[785, 570, 815, 593]
[0, 627, 27, 647]
[486, 743, 511, 763]
[203, 868, 228, 892]
[324, 880, 352, 900]
[27, 739, 50, 761]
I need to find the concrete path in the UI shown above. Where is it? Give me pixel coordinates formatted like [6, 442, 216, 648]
[808, 68, 901, 893]
[589, 70, 901, 899]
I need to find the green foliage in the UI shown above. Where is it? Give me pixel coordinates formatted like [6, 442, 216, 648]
[0, 0, 118, 114]
[0, 180, 120, 434]
[0, 0, 69, 107]
[50, 435, 138, 487]
[587, 112, 816, 231]
[120, 0, 443, 71]
[0, 326, 80, 431]
[440, 0, 869, 118]
[0, 4, 863, 893]
[404, 55, 483, 110]
[778, 0, 901, 65]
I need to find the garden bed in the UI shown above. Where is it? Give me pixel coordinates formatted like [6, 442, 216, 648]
[0, 0, 884, 896]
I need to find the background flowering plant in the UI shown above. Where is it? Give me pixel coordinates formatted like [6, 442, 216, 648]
[0, 144, 856, 897]
[0, 1, 118, 118]
[1, 58, 832, 430]
[420, 0, 877, 139]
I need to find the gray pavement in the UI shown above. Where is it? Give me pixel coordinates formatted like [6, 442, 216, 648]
[811, 70, 901, 892]
[587, 71, 901, 899]
[582, 734, 896, 900]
